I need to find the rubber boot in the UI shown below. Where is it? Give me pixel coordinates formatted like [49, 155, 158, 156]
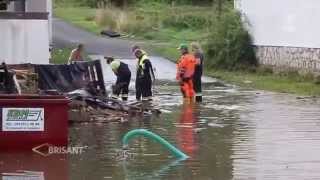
[183, 97, 194, 104]
[195, 96, 202, 103]
[111, 94, 119, 100]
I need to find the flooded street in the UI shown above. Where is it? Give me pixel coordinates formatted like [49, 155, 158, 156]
[67, 83, 320, 180]
[1, 19, 318, 179]
[1, 57, 320, 179]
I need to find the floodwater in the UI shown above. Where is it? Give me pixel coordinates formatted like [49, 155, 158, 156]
[1, 57, 320, 180]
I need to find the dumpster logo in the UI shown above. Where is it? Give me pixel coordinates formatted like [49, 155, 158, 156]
[6, 109, 42, 121]
[2, 108, 44, 131]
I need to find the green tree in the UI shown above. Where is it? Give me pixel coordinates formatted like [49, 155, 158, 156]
[206, 11, 257, 70]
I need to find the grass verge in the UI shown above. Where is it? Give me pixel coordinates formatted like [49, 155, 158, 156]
[207, 69, 320, 96]
[54, 7, 100, 34]
[51, 48, 91, 64]
[51, 48, 71, 64]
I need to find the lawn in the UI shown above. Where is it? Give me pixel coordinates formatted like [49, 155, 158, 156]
[54, 7, 101, 34]
[208, 70, 320, 96]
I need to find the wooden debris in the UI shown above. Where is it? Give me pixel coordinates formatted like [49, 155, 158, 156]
[14, 70, 38, 94]
[68, 95, 161, 124]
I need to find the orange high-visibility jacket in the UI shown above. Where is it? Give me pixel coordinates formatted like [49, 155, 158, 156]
[176, 54, 196, 81]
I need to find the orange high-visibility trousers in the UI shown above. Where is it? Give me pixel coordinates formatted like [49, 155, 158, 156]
[180, 79, 194, 98]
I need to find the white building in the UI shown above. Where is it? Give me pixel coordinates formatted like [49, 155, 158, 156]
[0, 0, 52, 64]
[235, 0, 320, 71]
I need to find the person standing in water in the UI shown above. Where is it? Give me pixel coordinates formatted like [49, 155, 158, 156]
[176, 43, 196, 102]
[134, 49, 155, 101]
[191, 42, 204, 102]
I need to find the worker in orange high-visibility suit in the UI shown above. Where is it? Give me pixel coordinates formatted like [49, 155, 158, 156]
[176, 44, 196, 101]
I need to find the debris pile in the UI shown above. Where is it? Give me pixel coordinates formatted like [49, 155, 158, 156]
[1, 61, 161, 124]
[68, 94, 161, 124]
[14, 69, 38, 94]
[0, 63, 17, 94]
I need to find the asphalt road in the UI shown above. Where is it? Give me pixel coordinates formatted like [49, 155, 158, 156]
[53, 18, 137, 58]
[52, 18, 217, 83]
[52, 18, 179, 80]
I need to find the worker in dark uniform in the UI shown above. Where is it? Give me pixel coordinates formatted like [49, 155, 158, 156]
[131, 45, 148, 56]
[191, 42, 204, 102]
[134, 49, 155, 101]
[106, 57, 131, 101]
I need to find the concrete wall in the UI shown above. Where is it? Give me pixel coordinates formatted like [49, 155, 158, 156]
[1, 0, 52, 64]
[7, 2, 14, 11]
[26, 0, 52, 44]
[26, 0, 47, 12]
[0, 19, 50, 64]
[7, 0, 47, 12]
[256, 46, 320, 71]
[235, 0, 320, 71]
[7, 0, 52, 43]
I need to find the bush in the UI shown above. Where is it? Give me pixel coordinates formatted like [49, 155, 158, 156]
[95, 8, 118, 30]
[93, 2, 217, 34]
[162, 13, 213, 30]
[205, 10, 257, 70]
[51, 48, 71, 64]
[94, 7, 154, 34]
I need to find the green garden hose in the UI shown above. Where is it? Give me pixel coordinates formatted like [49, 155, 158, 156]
[122, 129, 189, 160]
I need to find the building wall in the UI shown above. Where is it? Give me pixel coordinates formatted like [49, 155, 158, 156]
[26, 0, 47, 11]
[7, 0, 52, 43]
[256, 46, 320, 71]
[7, 2, 14, 11]
[235, 0, 320, 71]
[0, 19, 50, 64]
[0, 0, 52, 64]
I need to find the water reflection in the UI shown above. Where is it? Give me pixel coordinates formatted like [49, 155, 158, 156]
[2, 83, 320, 179]
[177, 102, 199, 158]
[0, 153, 68, 180]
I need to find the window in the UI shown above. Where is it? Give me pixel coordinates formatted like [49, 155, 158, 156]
[0, 0, 7, 11]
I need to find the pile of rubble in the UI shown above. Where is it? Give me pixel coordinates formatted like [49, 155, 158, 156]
[68, 94, 161, 124]
[0, 63, 37, 94]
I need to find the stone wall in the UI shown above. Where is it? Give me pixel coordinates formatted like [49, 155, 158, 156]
[256, 46, 320, 72]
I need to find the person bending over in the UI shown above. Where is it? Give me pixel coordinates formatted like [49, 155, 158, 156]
[106, 57, 131, 101]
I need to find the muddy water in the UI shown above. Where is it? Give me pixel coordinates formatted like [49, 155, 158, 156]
[67, 83, 320, 180]
[2, 58, 320, 180]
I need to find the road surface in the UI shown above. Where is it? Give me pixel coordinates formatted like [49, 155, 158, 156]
[53, 18, 136, 58]
[53, 18, 216, 83]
